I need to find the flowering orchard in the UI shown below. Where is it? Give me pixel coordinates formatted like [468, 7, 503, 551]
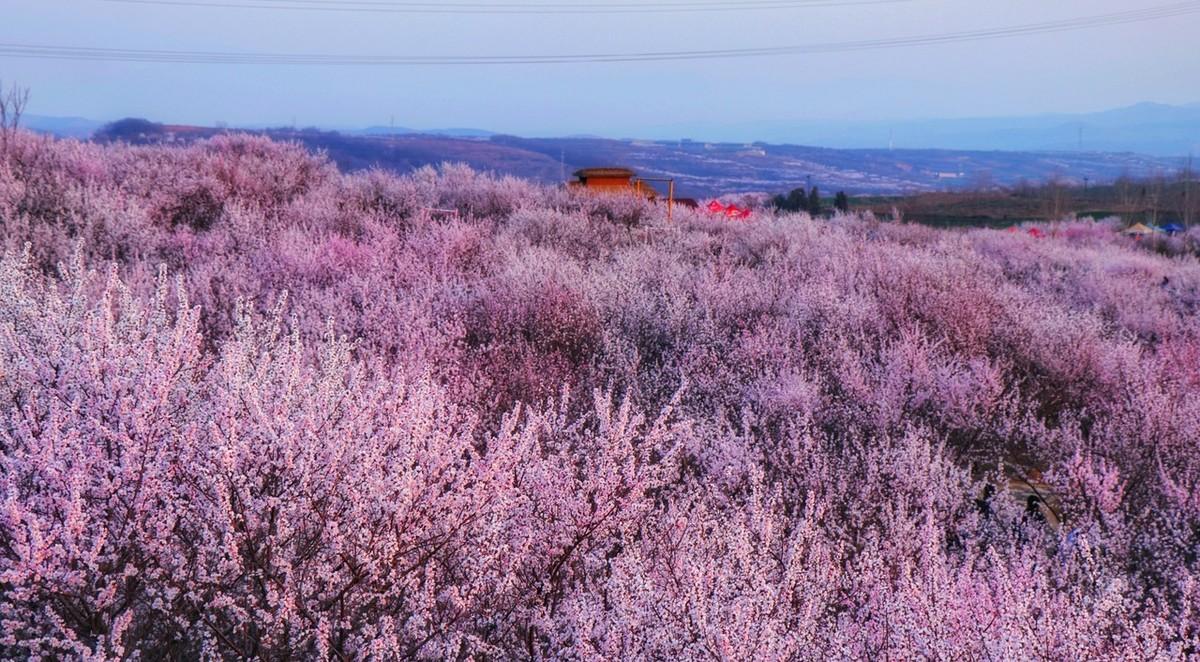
[1, 131, 1198, 659]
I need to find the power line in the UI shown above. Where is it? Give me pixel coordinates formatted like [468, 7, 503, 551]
[4, 2, 1199, 65]
[102, 0, 911, 14]
[117, 0, 896, 5]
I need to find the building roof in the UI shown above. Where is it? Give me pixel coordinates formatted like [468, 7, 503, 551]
[1123, 223, 1156, 235]
[573, 167, 636, 179]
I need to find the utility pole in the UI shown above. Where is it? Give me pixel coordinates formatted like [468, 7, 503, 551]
[668, 179, 675, 223]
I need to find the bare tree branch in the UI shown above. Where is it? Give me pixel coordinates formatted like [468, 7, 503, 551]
[0, 80, 31, 153]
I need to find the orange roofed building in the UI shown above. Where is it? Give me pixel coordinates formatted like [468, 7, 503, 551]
[570, 167, 660, 199]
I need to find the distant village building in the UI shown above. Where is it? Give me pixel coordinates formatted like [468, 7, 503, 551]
[570, 167, 661, 199]
[571, 167, 639, 191]
[569, 167, 682, 219]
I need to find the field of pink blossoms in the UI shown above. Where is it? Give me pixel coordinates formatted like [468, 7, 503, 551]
[1, 131, 1198, 659]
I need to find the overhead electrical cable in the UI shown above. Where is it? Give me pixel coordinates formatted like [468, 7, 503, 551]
[4, 2, 1199, 65]
[100, 0, 912, 15]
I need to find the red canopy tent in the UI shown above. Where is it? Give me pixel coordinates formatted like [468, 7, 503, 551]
[707, 200, 752, 220]
[726, 205, 751, 220]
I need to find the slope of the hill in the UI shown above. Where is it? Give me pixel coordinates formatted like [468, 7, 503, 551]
[91, 118, 1183, 197]
[1, 131, 1198, 658]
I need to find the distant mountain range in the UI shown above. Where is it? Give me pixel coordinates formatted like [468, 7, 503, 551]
[27, 102, 1200, 156]
[642, 103, 1200, 157]
[22, 105, 1196, 196]
[22, 114, 105, 139]
[355, 126, 496, 139]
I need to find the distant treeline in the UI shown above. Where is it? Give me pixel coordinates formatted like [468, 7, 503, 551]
[770, 186, 850, 216]
[842, 172, 1199, 228]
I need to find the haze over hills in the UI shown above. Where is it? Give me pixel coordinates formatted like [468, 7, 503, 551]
[356, 126, 496, 139]
[21, 114, 104, 139]
[27, 102, 1200, 155]
[643, 103, 1200, 157]
[24, 104, 1195, 197]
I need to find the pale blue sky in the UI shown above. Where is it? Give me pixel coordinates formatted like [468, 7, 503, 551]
[3, 0, 1198, 136]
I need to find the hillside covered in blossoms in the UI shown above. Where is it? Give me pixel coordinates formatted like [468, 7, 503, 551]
[1, 131, 1199, 659]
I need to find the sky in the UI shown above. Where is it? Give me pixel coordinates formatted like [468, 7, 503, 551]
[3, 0, 1199, 137]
